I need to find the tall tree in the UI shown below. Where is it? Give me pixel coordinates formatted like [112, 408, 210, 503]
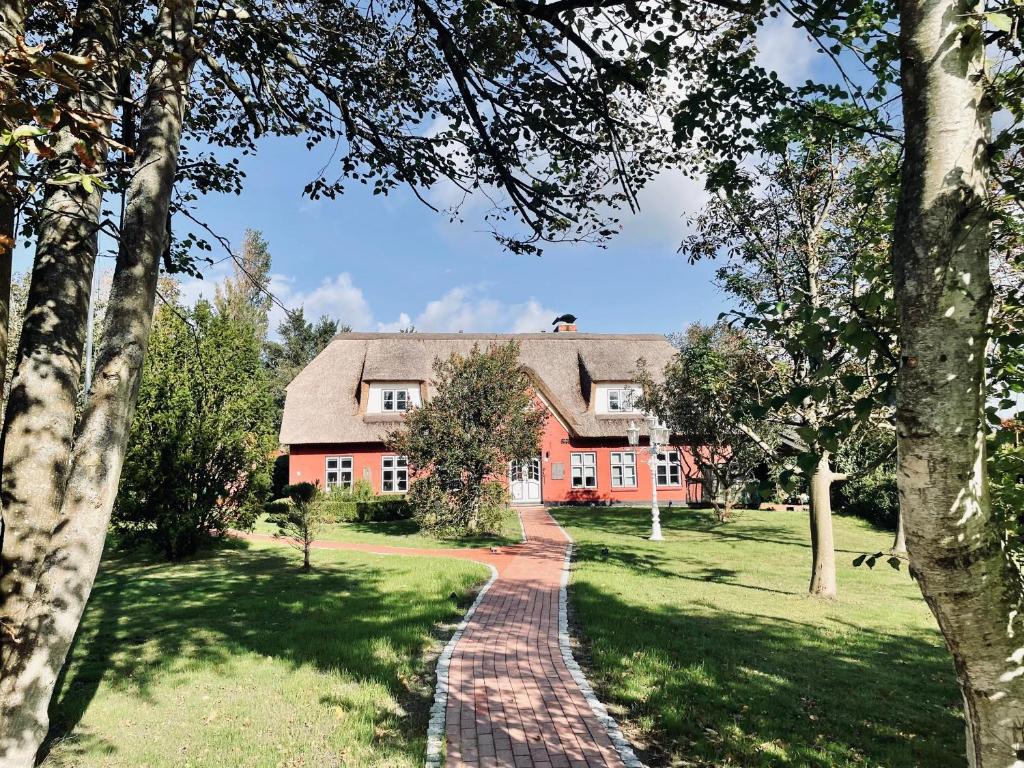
[114, 297, 275, 560]
[683, 132, 898, 598]
[214, 228, 272, 339]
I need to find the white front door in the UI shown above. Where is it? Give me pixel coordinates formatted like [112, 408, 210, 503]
[509, 458, 542, 503]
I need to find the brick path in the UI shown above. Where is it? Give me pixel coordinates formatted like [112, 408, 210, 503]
[442, 507, 628, 768]
[238, 508, 633, 767]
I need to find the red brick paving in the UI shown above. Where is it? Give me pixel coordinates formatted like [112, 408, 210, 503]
[237, 508, 628, 767]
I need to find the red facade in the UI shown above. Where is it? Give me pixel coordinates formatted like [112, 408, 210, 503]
[288, 405, 702, 505]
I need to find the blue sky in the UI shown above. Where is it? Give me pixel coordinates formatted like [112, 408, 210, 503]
[14, 17, 820, 337]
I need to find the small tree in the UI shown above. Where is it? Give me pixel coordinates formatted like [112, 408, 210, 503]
[639, 323, 777, 522]
[268, 482, 324, 571]
[389, 342, 544, 537]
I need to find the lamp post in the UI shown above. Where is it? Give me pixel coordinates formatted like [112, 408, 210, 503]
[628, 416, 669, 541]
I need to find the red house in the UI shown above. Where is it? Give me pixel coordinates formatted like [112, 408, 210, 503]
[279, 327, 703, 505]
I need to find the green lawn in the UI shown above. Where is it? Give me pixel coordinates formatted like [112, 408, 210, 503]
[252, 511, 523, 549]
[552, 506, 963, 768]
[43, 541, 489, 767]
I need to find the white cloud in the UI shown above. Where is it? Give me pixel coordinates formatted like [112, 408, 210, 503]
[180, 266, 556, 336]
[755, 16, 818, 87]
[377, 286, 557, 333]
[267, 272, 374, 331]
[620, 169, 709, 248]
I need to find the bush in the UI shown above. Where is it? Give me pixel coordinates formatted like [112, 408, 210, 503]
[406, 475, 506, 537]
[388, 342, 543, 537]
[835, 465, 899, 530]
[267, 482, 324, 570]
[317, 494, 359, 522]
[356, 497, 412, 522]
[477, 480, 510, 533]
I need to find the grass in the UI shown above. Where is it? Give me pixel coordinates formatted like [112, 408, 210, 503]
[252, 510, 524, 549]
[552, 506, 963, 768]
[43, 540, 489, 767]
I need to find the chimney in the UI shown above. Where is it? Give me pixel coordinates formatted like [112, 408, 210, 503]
[554, 323, 577, 333]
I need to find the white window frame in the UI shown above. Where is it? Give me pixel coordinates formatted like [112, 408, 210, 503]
[610, 451, 637, 488]
[325, 456, 354, 491]
[570, 452, 597, 489]
[602, 385, 641, 414]
[656, 450, 682, 487]
[382, 388, 410, 412]
[381, 455, 409, 493]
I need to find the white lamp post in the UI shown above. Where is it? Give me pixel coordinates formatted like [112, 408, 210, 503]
[628, 417, 668, 541]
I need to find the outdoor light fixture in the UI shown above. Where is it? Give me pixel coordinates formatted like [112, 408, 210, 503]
[629, 418, 666, 541]
[627, 421, 640, 447]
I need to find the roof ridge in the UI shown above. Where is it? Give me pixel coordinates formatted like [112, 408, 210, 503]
[329, 332, 668, 341]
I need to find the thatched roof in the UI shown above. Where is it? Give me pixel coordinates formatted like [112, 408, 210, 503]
[280, 332, 677, 445]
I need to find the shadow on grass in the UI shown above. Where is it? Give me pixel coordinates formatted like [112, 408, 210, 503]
[556, 506, 866, 554]
[341, 517, 519, 548]
[43, 544, 478, 764]
[569, 581, 963, 768]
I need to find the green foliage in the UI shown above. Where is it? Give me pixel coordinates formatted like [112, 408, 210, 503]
[271, 453, 290, 499]
[389, 342, 542, 536]
[992, 438, 1024, 559]
[684, 137, 899, 474]
[639, 322, 777, 521]
[268, 482, 326, 570]
[834, 428, 898, 529]
[115, 298, 276, 560]
[214, 229, 273, 339]
[356, 497, 413, 523]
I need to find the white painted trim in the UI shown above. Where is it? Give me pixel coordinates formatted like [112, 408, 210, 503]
[550, 514, 647, 768]
[425, 562, 499, 767]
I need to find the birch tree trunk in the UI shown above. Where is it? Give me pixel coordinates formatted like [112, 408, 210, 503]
[0, 0, 24, 393]
[0, 0, 119, 660]
[894, 0, 1024, 765]
[807, 451, 837, 598]
[0, 0, 193, 762]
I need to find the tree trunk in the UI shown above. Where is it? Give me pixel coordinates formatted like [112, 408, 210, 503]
[0, 0, 120, 704]
[0, 1, 193, 761]
[894, 0, 1024, 765]
[807, 451, 837, 599]
[890, 511, 907, 555]
[303, 543, 311, 571]
[0, 0, 23, 392]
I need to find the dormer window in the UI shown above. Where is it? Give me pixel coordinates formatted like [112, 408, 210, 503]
[597, 384, 641, 415]
[368, 382, 421, 414]
[382, 388, 409, 412]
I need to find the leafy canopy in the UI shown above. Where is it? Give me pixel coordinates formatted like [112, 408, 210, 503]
[114, 298, 276, 559]
[639, 322, 777, 520]
[389, 341, 544, 535]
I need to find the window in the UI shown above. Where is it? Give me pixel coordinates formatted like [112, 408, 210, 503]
[610, 451, 637, 488]
[382, 389, 410, 412]
[382, 455, 408, 493]
[606, 387, 639, 413]
[656, 451, 681, 486]
[325, 456, 353, 490]
[571, 452, 597, 489]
